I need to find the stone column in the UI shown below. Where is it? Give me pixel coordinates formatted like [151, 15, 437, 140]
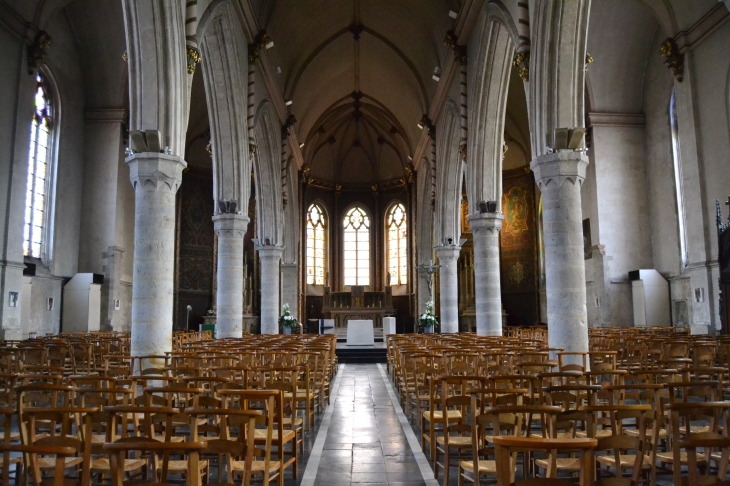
[435, 245, 461, 333]
[213, 214, 249, 339]
[258, 245, 283, 334]
[469, 213, 504, 336]
[530, 151, 589, 362]
[416, 267, 432, 317]
[280, 263, 298, 320]
[127, 153, 186, 360]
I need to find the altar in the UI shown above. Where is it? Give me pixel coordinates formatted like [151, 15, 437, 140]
[346, 319, 374, 346]
[321, 285, 396, 328]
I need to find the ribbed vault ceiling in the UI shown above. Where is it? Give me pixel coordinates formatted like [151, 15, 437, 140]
[256, 0, 460, 186]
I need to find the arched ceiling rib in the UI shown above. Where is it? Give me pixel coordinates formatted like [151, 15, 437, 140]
[262, 0, 459, 188]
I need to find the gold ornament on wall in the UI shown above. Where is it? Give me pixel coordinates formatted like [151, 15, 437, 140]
[659, 37, 684, 82]
[513, 51, 530, 82]
[187, 46, 201, 74]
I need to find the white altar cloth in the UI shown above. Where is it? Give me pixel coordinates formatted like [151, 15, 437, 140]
[346, 319, 374, 346]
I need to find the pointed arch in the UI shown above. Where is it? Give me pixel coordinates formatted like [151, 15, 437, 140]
[466, 4, 515, 213]
[435, 100, 463, 246]
[253, 100, 284, 245]
[198, 0, 250, 207]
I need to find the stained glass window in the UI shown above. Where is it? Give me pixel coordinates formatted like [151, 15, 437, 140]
[670, 89, 687, 268]
[386, 203, 407, 285]
[306, 204, 327, 285]
[343, 205, 370, 286]
[24, 75, 52, 258]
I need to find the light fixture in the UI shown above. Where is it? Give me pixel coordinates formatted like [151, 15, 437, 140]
[265, 39, 274, 49]
[276, 66, 282, 74]
[417, 121, 424, 129]
[285, 99, 293, 106]
[407, 155, 413, 161]
[299, 142, 305, 149]
[448, 10, 458, 19]
[432, 67, 441, 82]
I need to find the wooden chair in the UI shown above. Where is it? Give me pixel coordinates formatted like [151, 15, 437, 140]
[219, 389, 285, 486]
[0, 443, 77, 486]
[493, 436, 597, 485]
[103, 439, 208, 486]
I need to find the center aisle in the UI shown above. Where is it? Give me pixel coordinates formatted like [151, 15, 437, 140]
[300, 363, 438, 486]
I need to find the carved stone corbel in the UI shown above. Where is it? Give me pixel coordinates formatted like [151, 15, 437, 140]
[27, 30, 51, 75]
[659, 38, 684, 82]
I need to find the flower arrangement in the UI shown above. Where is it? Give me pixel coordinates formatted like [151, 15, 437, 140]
[279, 303, 298, 329]
[418, 301, 439, 333]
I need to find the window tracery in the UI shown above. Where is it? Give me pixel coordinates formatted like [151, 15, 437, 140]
[386, 203, 407, 285]
[343, 205, 370, 286]
[306, 203, 327, 285]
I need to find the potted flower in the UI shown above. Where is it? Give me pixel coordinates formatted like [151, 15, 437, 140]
[279, 303, 298, 335]
[418, 301, 439, 334]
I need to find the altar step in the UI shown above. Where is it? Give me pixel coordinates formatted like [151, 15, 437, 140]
[333, 327, 384, 343]
[335, 347, 387, 364]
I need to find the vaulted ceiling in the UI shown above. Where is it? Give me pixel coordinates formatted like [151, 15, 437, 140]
[254, 0, 460, 186]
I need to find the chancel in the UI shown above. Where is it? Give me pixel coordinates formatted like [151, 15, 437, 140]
[1, 0, 730, 484]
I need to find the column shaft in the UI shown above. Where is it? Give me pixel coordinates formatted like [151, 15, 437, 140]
[127, 153, 185, 360]
[531, 151, 589, 361]
[213, 214, 248, 338]
[258, 246, 283, 334]
[469, 213, 504, 336]
[435, 246, 461, 333]
[280, 263, 299, 320]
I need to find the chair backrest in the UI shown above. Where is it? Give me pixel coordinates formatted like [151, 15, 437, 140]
[493, 436, 596, 485]
[103, 437, 208, 486]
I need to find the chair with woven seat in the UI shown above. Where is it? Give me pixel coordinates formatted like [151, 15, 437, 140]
[493, 436, 597, 485]
[186, 407, 261, 486]
[458, 404, 562, 486]
[103, 438, 208, 486]
[219, 389, 289, 485]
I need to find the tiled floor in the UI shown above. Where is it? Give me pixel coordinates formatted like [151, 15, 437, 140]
[298, 363, 434, 486]
[295, 363, 680, 486]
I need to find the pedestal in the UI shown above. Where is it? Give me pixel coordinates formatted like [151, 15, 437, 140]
[383, 316, 396, 336]
[346, 319, 374, 346]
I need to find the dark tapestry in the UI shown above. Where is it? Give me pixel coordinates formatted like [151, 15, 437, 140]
[500, 167, 539, 326]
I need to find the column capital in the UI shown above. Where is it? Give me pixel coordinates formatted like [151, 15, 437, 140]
[126, 153, 186, 193]
[530, 151, 588, 190]
[467, 213, 504, 236]
[258, 245, 284, 261]
[212, 213, 249, 236]
[434, 245, 461, 263]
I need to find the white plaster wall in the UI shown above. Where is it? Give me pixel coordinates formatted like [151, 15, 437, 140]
[27, 275, 63, 337]
[591, 125, 653, 326]
[44, 12, 86, 279]
[643, 28, 681, 278]
[78, 122, 121, 274]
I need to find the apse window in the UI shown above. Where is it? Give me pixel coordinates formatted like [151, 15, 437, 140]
[386, 203, 408, 285]
[343, 205, 370, 286]
[24, 74, 54, 259]
[306, 203, 327, 285]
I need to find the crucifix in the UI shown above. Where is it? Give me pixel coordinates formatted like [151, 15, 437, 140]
[416, 259, 441, 299]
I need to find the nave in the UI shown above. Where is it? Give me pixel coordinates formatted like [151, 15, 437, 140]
[1, 328, 729, 484]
